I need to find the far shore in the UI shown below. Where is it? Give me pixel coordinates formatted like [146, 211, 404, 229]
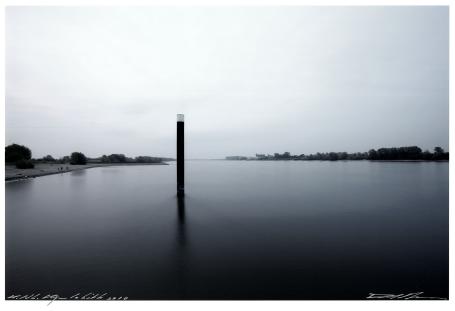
[5, 162, 168, 181]
[223, 159, 449, 162]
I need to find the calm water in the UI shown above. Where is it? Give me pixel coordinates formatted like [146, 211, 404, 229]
[6, 161, 448, 300]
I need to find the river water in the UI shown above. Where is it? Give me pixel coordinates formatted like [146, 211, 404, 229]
[5, 160, 449, 299]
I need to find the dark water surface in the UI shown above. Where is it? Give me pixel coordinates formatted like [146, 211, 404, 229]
[6, 161, 448, 299]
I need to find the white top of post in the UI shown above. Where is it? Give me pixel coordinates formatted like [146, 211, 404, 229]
[177, 114, 184, 122]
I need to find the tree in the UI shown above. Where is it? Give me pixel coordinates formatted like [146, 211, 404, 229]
[101, 155, 109, 163]
[338, 152, 348, 160]
[398, 146, 422, 160]
[433, 147, 446, 160]
[328, 152, 339, 161]
[107, 154, 127, 163]
[135, 156, 161, 163]
[60, 156, 71, 163]
[434, 147, 444, 154]
[42, 155, 55, 162]
[70, 152, 87, 165]
[422, 150, 432, 160]
[368, 149, 378, 160]
[377, 148, 390, 160]
[5, 144, 32, 163]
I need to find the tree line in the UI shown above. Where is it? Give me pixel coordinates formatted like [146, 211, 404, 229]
[5, 144, 89, 168]
[253, 146, 449, 161]
[99, 154, 165, 163]
[5, 143, 169, 169]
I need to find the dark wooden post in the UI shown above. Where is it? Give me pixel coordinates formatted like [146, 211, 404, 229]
[177, 114, 184, 196]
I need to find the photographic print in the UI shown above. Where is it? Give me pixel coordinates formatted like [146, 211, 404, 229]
[4, 4, 450, 302]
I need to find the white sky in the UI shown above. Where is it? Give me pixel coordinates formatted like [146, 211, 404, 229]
[6, 6, 449, 159]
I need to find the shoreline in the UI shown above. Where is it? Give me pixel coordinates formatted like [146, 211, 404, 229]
[5, 162, 169, 182]
[224, 159, 449, 162]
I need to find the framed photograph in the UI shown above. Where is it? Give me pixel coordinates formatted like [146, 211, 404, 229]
[3, 2, 451, 306]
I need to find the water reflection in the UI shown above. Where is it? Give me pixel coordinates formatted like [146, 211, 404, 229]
[175, 195, 188, 298]
[176, 195, 187, 248]
[177, 195, 185, 225]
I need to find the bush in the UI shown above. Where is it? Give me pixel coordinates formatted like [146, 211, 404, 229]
[15, 159, 35, 169]
[70, 152, 87, 165]
[5, 144, 32, 163]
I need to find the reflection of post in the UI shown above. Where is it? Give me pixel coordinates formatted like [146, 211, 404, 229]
[177, 195, 185, 225]
[175, 195, 187, 298]
[177, 114, 184, 197]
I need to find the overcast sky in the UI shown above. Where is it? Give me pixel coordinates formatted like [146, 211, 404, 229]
[6, 6, 449, 159]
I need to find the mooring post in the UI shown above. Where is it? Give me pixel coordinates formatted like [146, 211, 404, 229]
[177, 114, 185, 196]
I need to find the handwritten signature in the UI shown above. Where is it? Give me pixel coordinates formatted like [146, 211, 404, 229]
[367, 292, 446, 300]
[8, 292, 128, 305]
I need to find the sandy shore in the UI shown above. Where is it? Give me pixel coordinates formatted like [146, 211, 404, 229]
[5, 162, 168, 181]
